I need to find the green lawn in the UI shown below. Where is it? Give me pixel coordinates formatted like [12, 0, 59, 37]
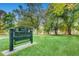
[0, 35, 79, 56]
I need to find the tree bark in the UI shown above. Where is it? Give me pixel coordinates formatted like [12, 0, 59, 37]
[47, 31, 50, 34]
[54, 18, 58, 35]
[55, 30, 57, 35]
[67, 26, 71, 35]
[54, 27, 58, 35]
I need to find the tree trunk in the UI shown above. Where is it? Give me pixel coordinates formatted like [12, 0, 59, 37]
[55, 30, 57, 35]
[54, 18, 58, 35]
[47, 31, 50, 34]
[54, 27, 58, 35]
[67, 26, 71, 35]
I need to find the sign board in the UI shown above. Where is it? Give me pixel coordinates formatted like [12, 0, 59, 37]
[9, 27, 33, 51]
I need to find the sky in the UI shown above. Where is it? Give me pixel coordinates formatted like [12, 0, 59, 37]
[0, 3, 48, 13]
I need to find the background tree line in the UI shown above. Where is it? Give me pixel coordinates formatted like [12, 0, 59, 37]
[0, 3, 79, 35]
[44, 3, 79, 35]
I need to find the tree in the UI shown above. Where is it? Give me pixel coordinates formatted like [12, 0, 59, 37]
[0, 10, 6, 33]
[62, 4, 78, 35]
[44, 3, 65, 35]
[14, 3, 43, 34]
[44, 15, 53, 34]
[3, 12, 16, 29]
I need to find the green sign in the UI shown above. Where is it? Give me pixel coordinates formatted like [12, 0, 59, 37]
[9, 27, 33, 51]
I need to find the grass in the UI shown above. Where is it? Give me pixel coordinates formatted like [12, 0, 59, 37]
[0, 35, 79, 56]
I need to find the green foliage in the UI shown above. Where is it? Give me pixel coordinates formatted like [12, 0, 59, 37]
[14, 4, 43, 30]
[3, 12, 15, 29]
[44, 3, 79, 35]
[44, 3, 66, 34]
[51, 3, 65, 16]
[0, 10, 7, 33]
[44, 18, 53, 33]
[1, 3, 79, 35]
[62, 4, 79, 35]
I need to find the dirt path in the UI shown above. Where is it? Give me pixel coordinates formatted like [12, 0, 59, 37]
[0, 35, 9, 39]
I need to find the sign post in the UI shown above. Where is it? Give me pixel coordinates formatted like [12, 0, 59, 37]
[30, 30, 33, 43]
[9, 29, 14, 51]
